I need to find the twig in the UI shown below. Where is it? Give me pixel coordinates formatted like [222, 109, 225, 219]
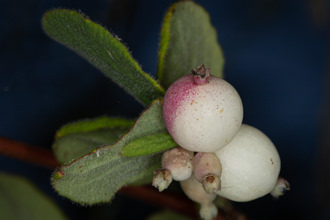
[0, 136, 60, 168]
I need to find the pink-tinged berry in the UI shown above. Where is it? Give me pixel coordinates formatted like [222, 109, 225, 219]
[162, 64, 243, 152]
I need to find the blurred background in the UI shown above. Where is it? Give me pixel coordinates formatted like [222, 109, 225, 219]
[0, 0, 329, 219]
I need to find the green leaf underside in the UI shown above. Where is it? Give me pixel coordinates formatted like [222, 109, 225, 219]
[157, 1, 225, 89]
[0, 173, 67, 220]
[55, 116, 134, 138]
[148, 210, 192, 220]
[42, 9, 165, 106]
[122, 133, 177, 157]
[52, 100, 167, 205]
[53, 127, 131, 164]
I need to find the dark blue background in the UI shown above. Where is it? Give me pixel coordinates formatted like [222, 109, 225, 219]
[0, 0, 329, 219]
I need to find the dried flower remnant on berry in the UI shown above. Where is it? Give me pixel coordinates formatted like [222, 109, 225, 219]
[152, 169, 172, 192]
[192, 64, 210, 85]
[270, 177, 290, 199]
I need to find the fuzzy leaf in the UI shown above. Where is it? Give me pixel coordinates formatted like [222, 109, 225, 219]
[54, 127, 131, 164]
[55, 117, 134, 138]
[0, 173, 67, 220]
[51, 100, 165, 205]
[122, 133, 176, 157]
[157, 1, 224, 88]
[42, 9, 165, 106]
[53, 117, 133, 164]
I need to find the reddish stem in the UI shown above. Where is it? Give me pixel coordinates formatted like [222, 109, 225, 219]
[0, 136, 60, 168]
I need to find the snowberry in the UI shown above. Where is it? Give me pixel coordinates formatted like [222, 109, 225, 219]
[152, 147, 193, 191]
[162, 147, 193, 181]
[193, 152, 222, 193]
[180, 176, 218, 220]
[162, 64, 243, 152]
[215, 124, 281, 202]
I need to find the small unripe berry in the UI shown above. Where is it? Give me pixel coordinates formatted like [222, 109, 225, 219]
[180, 176, 218, 220]
[162, 147, 194, 181]
[215, 124, 281, 202]
[193, 152, 222, 193]
[152, 147, 193, 191]
[162, 65, 243, 152]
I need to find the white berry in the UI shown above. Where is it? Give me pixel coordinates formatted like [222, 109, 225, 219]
[215, 124, 281, 202]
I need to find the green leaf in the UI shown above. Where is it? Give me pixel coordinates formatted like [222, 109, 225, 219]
[54, 127, 131, 164]
[0, 172, 67, 220]
[122, 132, 176, 157]
[42, 9, 165, 106]
[157, 1, 225, 89]
[55, 116, 134, 138]
[53, 117, 134, 164]
[52, 100, 166, 205]
[148, 210, 192, 220]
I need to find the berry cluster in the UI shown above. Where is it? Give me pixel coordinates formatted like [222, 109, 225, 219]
[153, 65, 289, 220]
